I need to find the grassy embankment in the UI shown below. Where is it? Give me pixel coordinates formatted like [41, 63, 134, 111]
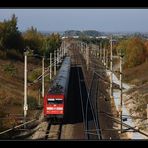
[112, 56, 148, 131]
[123, 61, 148, 131]
[0, 55, 50, 132]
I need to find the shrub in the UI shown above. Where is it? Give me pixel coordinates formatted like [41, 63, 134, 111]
[117, 37, 147, 69]
[0, 50, 7, 59]
[3, 63, 18, 77]
[6, 49, 23, 61]
[28, 68, 41, 83]
[28, 96, 38, 110]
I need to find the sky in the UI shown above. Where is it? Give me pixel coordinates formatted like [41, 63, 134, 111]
[0, 9, 148, 33]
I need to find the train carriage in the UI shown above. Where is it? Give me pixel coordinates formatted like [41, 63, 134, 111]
[44, 57, 71, 119]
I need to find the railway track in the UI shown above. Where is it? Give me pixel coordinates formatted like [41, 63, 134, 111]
[30, 41, 105, 140]
[70, 42, 102, 140]
[45, 121, 63, 140]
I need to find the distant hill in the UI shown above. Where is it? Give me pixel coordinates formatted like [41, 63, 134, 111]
[64, 30, 81, 37]
[63, 30, 101, 37]
[82, 30, 100, 37]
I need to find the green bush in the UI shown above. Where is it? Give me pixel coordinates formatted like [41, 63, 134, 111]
[28, 96, 38, 110]
[3, 63, 18, 77]
[6, 49, 23, 61]
[0, 50, 7, 59]
[28, 68, 41, 83]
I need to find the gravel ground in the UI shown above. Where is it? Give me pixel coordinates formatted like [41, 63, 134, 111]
[61, 123, 85, 139]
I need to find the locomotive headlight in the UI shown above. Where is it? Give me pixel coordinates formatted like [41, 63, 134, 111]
[47, 107, 53, 110]
[56, 107, 63, 110]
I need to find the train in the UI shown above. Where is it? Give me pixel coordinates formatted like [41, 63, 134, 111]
[44, 57, 71, 120]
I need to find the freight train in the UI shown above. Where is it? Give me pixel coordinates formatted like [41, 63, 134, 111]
[44, 57, 71, 120]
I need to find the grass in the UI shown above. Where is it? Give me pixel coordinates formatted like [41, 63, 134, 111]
[123, 61, 148, 85]
[0, 58, 43, 133]
[3, 63, 18, 77]
[28, 68, 42, 83]
[123, 61, 148, 131]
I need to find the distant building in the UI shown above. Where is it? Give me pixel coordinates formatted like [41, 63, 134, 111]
[72, 36, 79, 39]
[112, 39, 117, 44]
[96, 36, 108, 39]
[62, 36, 68, 39]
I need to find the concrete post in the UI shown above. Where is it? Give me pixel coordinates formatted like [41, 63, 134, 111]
[50, 53, 52, 80]
[24, 52, 28, 123]
[42, 56, 45, 98]
[110, 36, 113, 98]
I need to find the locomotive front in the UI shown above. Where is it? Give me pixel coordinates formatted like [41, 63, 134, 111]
[44, 84, 65, 119]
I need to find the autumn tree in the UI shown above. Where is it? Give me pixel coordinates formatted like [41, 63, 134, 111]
[144, 40, 148, 61]
[117, 37, 147, 68]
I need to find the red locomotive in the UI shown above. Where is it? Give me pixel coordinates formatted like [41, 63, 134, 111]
[44, 57, 70, 120]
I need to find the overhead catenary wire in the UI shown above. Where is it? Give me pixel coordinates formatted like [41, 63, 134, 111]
[28, 54, 64, 86]
[75, 42, 102, 139]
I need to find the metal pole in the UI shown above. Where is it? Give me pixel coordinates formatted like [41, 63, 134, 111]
[86, 46, 89, 70]
[147, 104, 148, 124]
[62, 44, 64, 58]
[54, 50, 56, 75]
[106, 49, 108, 69]
[97, 45, 99, 59]
[120, 53, 123, 132]
[42, 56, 44, 98]
[57, 49, 59, 69]
[101, 44, 103, 63]
[38, 88, 41, 106]
[100, 43, 102, 61]
[83, 43, 85, 54]
[110, 36, 113, 98]
[80, 42, 82, 53]
[63, 44, 65, 57]
[59, 47, 62, 63]
[63, 41, 66, 56]
[24, 52, 28, 124]
[50, 53, 52, 80]
[103, 47, 106, 66]
[85, 44, 87, 61]
[61, 46, 63, 62]
[99, 43, 101, 61]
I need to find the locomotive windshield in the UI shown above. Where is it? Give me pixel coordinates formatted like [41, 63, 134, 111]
[47, 98, 63, 104]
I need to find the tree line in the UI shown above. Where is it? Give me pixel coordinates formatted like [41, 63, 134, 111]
[0, 14, 62, 60]
[64, 30, 100, 37]
[116, 36, 148, 68]
[79, 34, 148, 69]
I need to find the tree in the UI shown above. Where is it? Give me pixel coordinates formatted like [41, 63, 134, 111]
[0, 14, 24, 51]
[143, 40, 148, 63]
[0, 22, 5, 49]
[117, 37, 147, 68]
[23, 26, 44, 54]
[44, 33, 62, 57]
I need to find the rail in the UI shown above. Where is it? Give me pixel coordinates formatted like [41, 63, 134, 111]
[0, 119, 37, 135]
[73, 44, 102, 139]
[100, 111, 148, 138]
